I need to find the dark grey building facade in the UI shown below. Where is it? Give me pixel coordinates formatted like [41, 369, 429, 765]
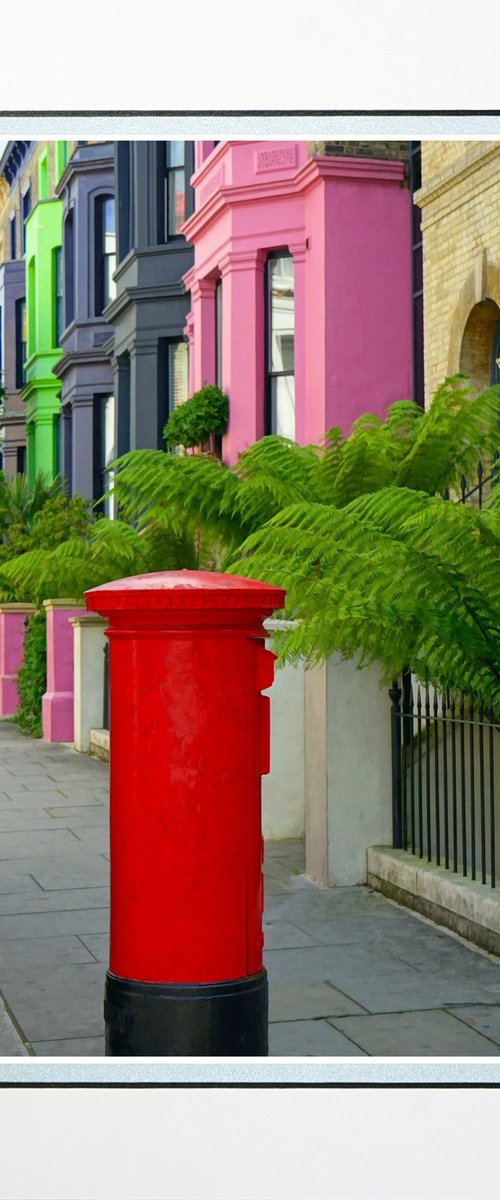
[54, 142, 115, 507]
[0, 260, 27, 475]
[105, 141, 195, 458]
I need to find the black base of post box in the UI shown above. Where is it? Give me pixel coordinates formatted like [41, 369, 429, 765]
[104, 968, 269, 1056]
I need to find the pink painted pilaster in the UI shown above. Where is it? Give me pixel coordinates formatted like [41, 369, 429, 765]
[42, 600, 86, 742]
[220, 250, 266, 462]
[0, 603, 36, 716]
[190, 277, 216, 389]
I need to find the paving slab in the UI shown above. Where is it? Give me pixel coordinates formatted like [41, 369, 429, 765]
[330, 1010, 500, 1056]
[269, 981, 367, 1022]
[0, 994, 29, 1055]
[446, 1005, 500, 1046]
[269, 1019, 366, 1056]
[32, 1036, 105, 1055]
[1, 961, 105, 1041]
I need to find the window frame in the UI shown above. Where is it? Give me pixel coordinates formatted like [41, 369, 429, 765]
[264, 248, 296, 438]
[93, 392, 116, 515]
[163, 142, 194, 242]
[94, 192, 116, 317]
[21, 186, 31, 256]
[157, 336, 189, 448]
[53, 246, 63, 346]
[15, 297, 27, 390]
[63, 208, 75, 328]
[9, 213, 16, 261]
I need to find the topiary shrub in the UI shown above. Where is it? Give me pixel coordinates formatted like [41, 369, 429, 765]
[164, 384, 229, 453]
[16, 609, 46, 738]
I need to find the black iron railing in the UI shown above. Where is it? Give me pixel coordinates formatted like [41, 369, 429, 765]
[391, 679, 500, 887]
[443, 452, 499, 509]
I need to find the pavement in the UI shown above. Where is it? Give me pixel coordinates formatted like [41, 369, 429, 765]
[1, 721, 500, 1056]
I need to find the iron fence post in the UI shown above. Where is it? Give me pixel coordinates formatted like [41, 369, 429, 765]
[390, 680, 403, 849]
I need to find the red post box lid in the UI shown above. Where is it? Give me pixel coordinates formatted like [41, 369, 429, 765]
[85, 570, 285, 614]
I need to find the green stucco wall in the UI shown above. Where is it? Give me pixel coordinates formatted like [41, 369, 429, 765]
[22, 198, 62, 483]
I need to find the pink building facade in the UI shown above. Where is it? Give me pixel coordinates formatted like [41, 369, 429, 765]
[183, 141, 412, 463]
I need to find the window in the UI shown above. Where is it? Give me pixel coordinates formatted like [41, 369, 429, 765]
[16, 446, 25, 475]
[158, 338, 189, 448]
[38, 152, 49, 200]
[27, 260, 35, 357]
[94, 394, 116, 517]
[165, 142, 186, 237]
[169, 341, 188, 412]
[95, 195, 116, 315]
[10, 213, 16, 260]
[266, 252, 295, 439]
[55, 141, 68, 182]
[54, 247, 63, 345]
[215, 279, 222, 388]
[64, 211, 75, 327]
[21, 187, 31, 256]
[15, 298, 27, 389]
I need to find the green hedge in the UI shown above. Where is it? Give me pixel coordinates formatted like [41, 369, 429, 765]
[16, 609, 46, 738]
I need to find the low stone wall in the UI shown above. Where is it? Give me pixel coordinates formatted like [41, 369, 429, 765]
[367, 845, 500, 956]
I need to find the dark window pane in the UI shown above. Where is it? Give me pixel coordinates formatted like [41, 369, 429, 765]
[95, 196, 116, 314]
[54, 247, 63, 344]
[168, 141, 185, 168]
[64, 212, 75, 326]
[15, 298, 26, 389]
[10, 215, 16, 261]
[167, 170, 186, 236]
[21, 187, 31, 255]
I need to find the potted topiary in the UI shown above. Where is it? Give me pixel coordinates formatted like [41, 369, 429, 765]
[163, 384, 229, 456]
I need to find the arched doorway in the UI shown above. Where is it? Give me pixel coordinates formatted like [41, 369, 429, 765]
[459, 298, 500, 391]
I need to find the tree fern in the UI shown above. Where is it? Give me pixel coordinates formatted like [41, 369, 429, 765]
[228, 489, 500, 701]
[111, 376, 500, 545]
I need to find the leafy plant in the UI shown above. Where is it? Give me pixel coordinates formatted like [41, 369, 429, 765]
[112, 375, 500, 700]
[114, 375, 500, 549]
[0, 494, 91, 566]
[228, 486, 500, 702]
[0, 472, 67, 546]
[164, 384, 229, 452]
[16, 609, 47, 738]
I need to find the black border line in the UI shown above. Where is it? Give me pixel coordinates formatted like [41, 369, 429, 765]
[0, 110, 499, 118]
[0, 1081, 498, 1088]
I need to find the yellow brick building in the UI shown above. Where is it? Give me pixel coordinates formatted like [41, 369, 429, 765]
[416, 140, 500, 404]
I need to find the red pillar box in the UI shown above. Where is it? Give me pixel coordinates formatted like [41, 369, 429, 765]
[0, 603, 36, 716]
[85, 570, 285, 1056]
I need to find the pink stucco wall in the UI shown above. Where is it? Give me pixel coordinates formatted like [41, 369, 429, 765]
[183, 141, 412, 463]
[42, 604, 86, 742]
[0, 607, 34, 716]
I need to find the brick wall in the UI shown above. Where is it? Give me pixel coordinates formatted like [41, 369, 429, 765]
[309, 140, 409, 164]
[417, 140, 500, 404]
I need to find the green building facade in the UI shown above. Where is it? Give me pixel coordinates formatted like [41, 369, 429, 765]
[22, 198, 62, 483]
